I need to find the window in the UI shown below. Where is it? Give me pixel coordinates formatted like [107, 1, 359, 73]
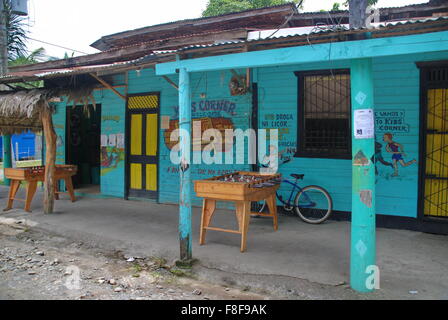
[295, 69, 351, 159]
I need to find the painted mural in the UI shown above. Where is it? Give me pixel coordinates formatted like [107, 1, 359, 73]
[53, 110, 66, 165]
[162, 99, 237, 152]
[162, 99, 246, 157]
[164, 116, 234, 151]
[157, 70, 253, 206]
[100, 127, 125, 176]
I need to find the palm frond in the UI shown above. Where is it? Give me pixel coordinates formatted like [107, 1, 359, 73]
[3, 0, 29, 60]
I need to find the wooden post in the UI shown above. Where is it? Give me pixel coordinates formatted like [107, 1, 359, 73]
[41, 106, 57, 214]
[2, 134, 12, 186]
[350, 58, 376, 292]
[178, 67, 192, 262]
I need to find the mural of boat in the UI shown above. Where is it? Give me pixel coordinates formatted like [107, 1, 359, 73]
[164, 117, 234, 151]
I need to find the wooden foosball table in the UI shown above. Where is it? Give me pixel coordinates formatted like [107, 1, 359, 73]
[194, 171, 281, 252]
[3, 165, 77, 212]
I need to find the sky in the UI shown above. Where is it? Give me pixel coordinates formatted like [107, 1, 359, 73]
[24, 0, 428, 60]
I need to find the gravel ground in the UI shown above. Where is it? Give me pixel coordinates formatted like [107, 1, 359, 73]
[0, 222, 268, 300]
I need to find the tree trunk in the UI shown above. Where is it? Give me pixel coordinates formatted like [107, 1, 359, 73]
[349, 0, 368, 29]
[41, 106, 57, 214]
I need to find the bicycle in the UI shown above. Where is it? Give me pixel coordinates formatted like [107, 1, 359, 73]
[254, 160, 333, 224]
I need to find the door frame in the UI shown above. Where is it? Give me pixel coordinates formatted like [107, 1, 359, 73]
[124, 92, 161, 201]
[417, 60, 448, 222]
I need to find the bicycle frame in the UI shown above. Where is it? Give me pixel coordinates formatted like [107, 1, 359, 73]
[277, 178, 316, 208]
[258, 160, 316, 209]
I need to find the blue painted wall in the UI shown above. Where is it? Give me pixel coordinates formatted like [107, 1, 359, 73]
[127, 68, 252, 206]
[49, 50, 448, 218]
[52, 88, 126, 198]
[256, 51, 448, 218]
[97, 88, 126, 197]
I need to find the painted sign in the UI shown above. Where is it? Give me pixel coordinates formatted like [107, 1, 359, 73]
[163, 100, 239, 152]
[375, 110, 410, 133]
[261, 112, 296, 157]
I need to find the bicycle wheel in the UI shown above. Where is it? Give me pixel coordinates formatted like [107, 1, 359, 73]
[294, 185, 333, 224]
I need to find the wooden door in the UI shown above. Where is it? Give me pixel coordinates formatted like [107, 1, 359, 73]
[126, 93, 159, 199]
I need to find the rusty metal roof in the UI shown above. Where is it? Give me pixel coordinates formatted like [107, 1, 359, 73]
[176, 15, 448, 53]
[1, 14, 448, 85]
[91, 3, 298, 51]
[0, 53, 166, 83]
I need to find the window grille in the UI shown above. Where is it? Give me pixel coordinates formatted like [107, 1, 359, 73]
[295, 70, 351, 158]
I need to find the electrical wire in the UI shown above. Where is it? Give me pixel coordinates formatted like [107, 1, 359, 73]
[265, 0, 304, 39]
[24, 36, 89, 55]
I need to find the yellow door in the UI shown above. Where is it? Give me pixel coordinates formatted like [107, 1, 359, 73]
[127, 93, 159, 199]
[424, 88, 448, 218]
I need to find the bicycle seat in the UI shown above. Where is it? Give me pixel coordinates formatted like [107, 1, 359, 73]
[290, 174, 305, 180]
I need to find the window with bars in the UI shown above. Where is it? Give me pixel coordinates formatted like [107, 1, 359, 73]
[295, 69, 352, 159]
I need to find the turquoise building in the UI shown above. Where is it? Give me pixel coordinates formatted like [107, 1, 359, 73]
[2, 2, 448, 235]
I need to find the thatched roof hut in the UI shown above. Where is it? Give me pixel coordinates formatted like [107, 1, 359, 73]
[0, 87, 95, 214]
[0, 89, 55, 135]
[0, 87, 96, 135]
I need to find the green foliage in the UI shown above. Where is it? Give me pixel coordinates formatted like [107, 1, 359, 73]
[3, 0, 28, 61]
[342, 0, 378, 7]
[8, 47, 46, 67]
[331, 2, 341, 11]
[8, 47, 46, 88]
[63, 51, 75, 59]
[202, 0, 299, 17]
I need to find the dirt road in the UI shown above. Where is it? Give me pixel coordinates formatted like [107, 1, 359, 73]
[0, 221, 268, 300]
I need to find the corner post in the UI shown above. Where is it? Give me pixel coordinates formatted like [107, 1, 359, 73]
[350, 58, 376, 292]
[178, 67, 192, 262]
[2, 134, 12, 185]
[41, 105, 57, 214]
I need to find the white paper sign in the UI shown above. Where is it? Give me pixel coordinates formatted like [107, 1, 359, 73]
[108, 134, 117, 147]
[354, 109, 374, 139]
[116, 133, 124, 148]
[101, 135, 108, 147]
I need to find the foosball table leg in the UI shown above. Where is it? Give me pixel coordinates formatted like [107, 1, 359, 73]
[24, 181, 38, 212]
[240, 201, 251, 252]
[64, 177, 76, 202]
[199, 199, 216, 245]
[53, 182, 60, 200]
[3, 180, 20, 211]
[266, 194, 278, 231]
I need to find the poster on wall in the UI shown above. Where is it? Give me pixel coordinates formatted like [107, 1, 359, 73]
[116, 133, 124, 148]
[101, 135, 108, 147]
[354, 109, 374, 139]
[373, 109, 417, 180]
[108, 134, 116, 147]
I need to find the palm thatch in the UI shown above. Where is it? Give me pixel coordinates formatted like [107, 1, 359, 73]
[0, 89, 55, 135]
[66, 86, 96, 111]
[0, 86, 96, 135]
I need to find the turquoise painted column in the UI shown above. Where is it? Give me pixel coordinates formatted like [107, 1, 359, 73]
[178, 67, 192, 262]
[2, 135, 12, 186]
[350, 58, 376, 292]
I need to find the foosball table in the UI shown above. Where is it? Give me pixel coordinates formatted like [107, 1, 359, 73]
[194, 171, 281, 252]
[3, 165, 77, 212]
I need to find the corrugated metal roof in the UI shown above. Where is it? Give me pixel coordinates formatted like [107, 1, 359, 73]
[177, 16, 448, 52]
[91, 3, 297, 50]
[248, 16, 448, 40]
[0, 53, 161, 81]
[1, 14, 447, 84]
